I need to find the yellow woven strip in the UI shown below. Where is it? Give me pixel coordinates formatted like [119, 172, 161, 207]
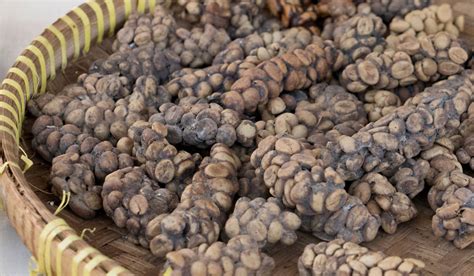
[0, 102, 20, 124]
[0, 161, 21, 175]
[45, 225, 71, 276]
[61, 15, 80, 59]
[106, 266, 128, 276]
[37, 218, 67, 274]
[84, 255, 109, 275]
[137, 0, 146, 14]
[20, 154, 33, 173]
[35, 36, 56, 79]
[54, 191, 71, 216]
[0, 115, 19, 141]
[149, 0, 156, 12]
[87, 1, 105, 43]
[15, 56, 39, 99]
[1, 79, 25, 116]
[124, 0, 132, 18]
[25, 45, 47, 94]
[46, 25, 67, 70]
[73, 7, 91, 54]
[8, 67, 30, 103]
[0, 89, 22, 123]
[104, 0, 116, 36]
[72, 248, 97, 276]
[56, 235, 81, 276]
[0, 126, 17, 144]
[29, 257, 40, 276]
[163, 267, 173, 276]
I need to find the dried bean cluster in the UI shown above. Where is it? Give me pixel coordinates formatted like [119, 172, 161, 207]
[457, 102, 474, 170]
[250, 136, 381, 243]
[128, 121, 199, 194]
[113, 5, 177, 51]
[266, 0, 318, 28]
[148, 97, 256, 148]
[102, 166, 179, 247]
[342, 32, 470, 94]
[389, 4, 464, 38]
[146, 144, 241, 257]
[298, 239, 425, 275]
[327, 8, 387, 62]
[224, 197, 301, 247]
[221, 41, 346, 114]
[368, 0, 430, 22]
[363, 89, 401, 122]
[163, 235, 275, 275]
[50, 139, 133, 218]
[349, 172, 418, 234]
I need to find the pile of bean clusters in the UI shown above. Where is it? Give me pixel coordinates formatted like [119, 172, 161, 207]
[28, 1, 473, 275]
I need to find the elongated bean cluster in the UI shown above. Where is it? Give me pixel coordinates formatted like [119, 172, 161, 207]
[221, 41, 346, 113]
[146, 144, 241, 257]
[163, 235, 275, 275]
[298, 239, 425, 275]
[225, 197, 301, 247]
[342, 32, 470, 93]
[368, 0, 430, 22]
[102, 166, 179, 247]
[128, 121, 199, 193]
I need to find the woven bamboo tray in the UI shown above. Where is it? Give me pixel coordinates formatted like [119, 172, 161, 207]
[0, 0, 473, 275]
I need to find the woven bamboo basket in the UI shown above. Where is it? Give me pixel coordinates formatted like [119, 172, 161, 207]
[0, 0, 473, 275]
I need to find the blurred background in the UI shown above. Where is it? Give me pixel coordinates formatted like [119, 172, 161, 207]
[0, 1, 83, 274]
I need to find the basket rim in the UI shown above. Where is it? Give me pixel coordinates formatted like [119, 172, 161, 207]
[0, 1, 160, 275]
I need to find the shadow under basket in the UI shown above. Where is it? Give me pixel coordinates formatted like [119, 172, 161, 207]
[0, 0, 473, 275]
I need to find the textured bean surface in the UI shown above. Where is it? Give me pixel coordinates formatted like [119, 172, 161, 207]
[102, 166, 178, 247]
[225, 197, 301, 247]
[162, 235, 275, 276]
[298, 239, 425, 275]
[147, 144, 241, 257]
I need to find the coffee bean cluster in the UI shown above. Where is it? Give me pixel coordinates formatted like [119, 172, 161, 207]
[163, 235, 275, 275]
[237, 159, 269, 199]
[253, 84, 367, 146]
[432, 186, 474, 249]
[50, 152, 100, 219]
[363, 90, 401, 122]
[225, 197, 301, 247]
[164, 60, 252, 100]
[102, 166, 179, 247]
[92, 43, 182, 84]
[250, 136, 381, 243]
[327, 8, 387, 62]
[368, 0, 430, 22]
[128, 120, 199, 193]
[298, 239, 425, 275]
[147, 144, 241, 257]
[349, 172, 418, 234]
[49, 139, 133, 219]
[267, 0, 318, 29]
[148, 96, 258, 148]
[213, 27, 318, 65]
[221, 41, 346, 114]
[457, 103, 474, 170]
[342, 32, 470, 93]
[113, 5, 177, 52]
[230, 1, 282, 39]
[389, 4, 464, 38]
